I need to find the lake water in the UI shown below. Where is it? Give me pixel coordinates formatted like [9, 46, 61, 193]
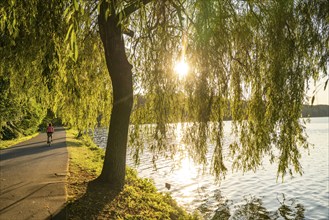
[94, 117, 329, 219]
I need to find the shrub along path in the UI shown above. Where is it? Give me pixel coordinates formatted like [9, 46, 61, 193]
[0, 127, 68, 220]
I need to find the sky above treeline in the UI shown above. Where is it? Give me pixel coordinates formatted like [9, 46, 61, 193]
[306, 78, 329, 105]
[313, 90, 329, 105]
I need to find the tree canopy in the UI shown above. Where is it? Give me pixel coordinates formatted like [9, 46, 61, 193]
[1, 0, 328, 187]
[1, 0, 112, 137]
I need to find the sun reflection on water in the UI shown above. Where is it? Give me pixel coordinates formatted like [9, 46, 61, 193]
[172, 123, 198, 183]
[169, 123, 201, 204]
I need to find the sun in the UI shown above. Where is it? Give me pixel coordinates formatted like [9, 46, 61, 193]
[174, 60, 189, 78]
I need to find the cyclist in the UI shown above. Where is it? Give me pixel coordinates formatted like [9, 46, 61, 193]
[46, 123, 54, 143]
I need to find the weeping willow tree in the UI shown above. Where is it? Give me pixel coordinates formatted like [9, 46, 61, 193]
[1, 0, 328, 190]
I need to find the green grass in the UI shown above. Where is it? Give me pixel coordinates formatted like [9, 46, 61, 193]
[0, 133, 39, 149]
[67, 130, 104, 174]
[65, 130, 202, 220]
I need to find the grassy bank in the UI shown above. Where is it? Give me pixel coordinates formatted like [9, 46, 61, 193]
[0, 133, 39, 149]
[65, 130, 201, 220]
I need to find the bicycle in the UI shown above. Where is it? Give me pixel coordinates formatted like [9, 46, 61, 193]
[46, 123, 54, 147]
[47, 133, 53, 147]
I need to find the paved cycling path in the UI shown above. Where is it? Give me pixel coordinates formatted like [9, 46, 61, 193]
[0, 127, 68, 220]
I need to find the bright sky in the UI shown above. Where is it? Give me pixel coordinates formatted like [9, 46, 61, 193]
[309, 89, 329, 105]
[306, 78, 329, 105]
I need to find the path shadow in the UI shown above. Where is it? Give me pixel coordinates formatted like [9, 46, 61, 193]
[0, 140, 67, 161]
[2, 137, 66, 150]
[0, 183, 53, 214]
[10, 141, 47, 148]
[52, 181, 119, 220]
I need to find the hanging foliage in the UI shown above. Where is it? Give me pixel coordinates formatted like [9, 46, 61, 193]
[1, 0, 328, 185]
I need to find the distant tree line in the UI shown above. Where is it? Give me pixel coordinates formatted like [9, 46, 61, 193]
[302, 105, 329, 117]
[133, 95, 329, 123]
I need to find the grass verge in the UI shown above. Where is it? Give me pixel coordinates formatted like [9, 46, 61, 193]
[0, 133, 39, 149]
[65, 130, 201, 220]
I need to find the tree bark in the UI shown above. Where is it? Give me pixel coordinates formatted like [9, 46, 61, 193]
[97, 1, 133, 190]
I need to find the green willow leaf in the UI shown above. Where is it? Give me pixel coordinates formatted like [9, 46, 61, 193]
[73, 0, 79, 11]
[74, 43, 78, 61]
[71, 29, 76, 51]
[65, 24, 74, 42]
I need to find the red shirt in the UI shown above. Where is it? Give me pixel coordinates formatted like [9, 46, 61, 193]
[47, 126, 54, 133]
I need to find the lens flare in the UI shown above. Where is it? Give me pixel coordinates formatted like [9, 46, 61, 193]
[174, 60, 189, 78]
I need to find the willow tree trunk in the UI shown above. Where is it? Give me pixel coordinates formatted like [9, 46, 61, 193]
[97, 2, 133, 190]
